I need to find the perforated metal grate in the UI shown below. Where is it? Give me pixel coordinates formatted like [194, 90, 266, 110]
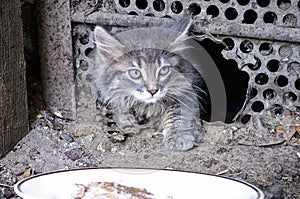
[71, 0, 300, 128]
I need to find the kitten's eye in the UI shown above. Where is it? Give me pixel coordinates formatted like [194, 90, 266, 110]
[128, 69, 141, 79]
[159, 66, 170, 76]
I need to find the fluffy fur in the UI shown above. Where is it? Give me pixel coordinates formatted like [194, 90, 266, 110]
[93, 18, 207, 150]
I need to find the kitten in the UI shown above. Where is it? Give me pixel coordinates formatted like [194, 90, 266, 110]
[93, 18, 209, 150]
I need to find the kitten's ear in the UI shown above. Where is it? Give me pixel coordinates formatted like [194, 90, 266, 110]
[94, 26, 126, 63]
[167, 17, 192, 53]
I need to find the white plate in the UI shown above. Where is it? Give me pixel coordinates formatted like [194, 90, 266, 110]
[14, 168, 264, 199]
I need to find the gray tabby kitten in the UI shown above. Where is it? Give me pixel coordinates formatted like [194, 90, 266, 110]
[94, 18, 208, 151]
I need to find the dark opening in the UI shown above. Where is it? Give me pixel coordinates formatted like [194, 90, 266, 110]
[187, 3, 201, 16]
[257, 0, 270, 7]
[237, 0, 250, 6]
[294, 78, 300, 90]
[128, 11, 138, 15]
[240, 40, 254, 53]
[274, 75, 288, 87]
[251, 101, 264, 112]
[153, 0, 165, 12]
[222, 38, 235, 50]
[171, 1, 183, 14]
[259, 42, 273, 55]
[242, 9, 257, 24]
[220, 0, 230, 3]
[263, 89, 276, 100]
[145, 13, 155, 17]
[84, 47, 94, 57]
[249, 87, 258, 99]
[119, 0, 130, 8]
[283, 92, 297, 102]
[136, 0, 148, 9]
[225, 7, 238, 20]
[255, 73, 269, 85]
[240, 114, 251, 124]
[199, 39, 249, 123]
[21, 3, 44, 122]
[267, 59, 280, 72]
[206, 5, 219, 18]
[263, 12, 277, 24]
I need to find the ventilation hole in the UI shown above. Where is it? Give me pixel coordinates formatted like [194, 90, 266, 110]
[267, 59, 280, 72]
[79, 34, 89, 45]
[153, 0, 165, 12]
[295, 78, 300, 90]
[128, 11, 138, 15]
[220, 0, 230, 3]
[225, 7, 238, 20]
[188, 3, 201, 15]
[251, 101, 264, 112]
[136, 0, 148, 9]
[269, 104, 284, 115]
[206, 5, 219, 18]
[163, 15, 172, 18]
[279, 44, 293, 58]
[198, 39, 249, 123]
[296, 106, 300, 115]
[79, 60, 89, 71]
[287, 61, 300, 73]
[298, 1, 300, 10]
[263, 89, 276, 100]
[275, 75, 288, 87]
[171, 1, 183, 14]
[277, 0, 291, 10]
[263, 12, 277, 24]
[242, 9, 257, 24]
[283, 92, 297, 102]
[223, 38, 235, 50]
[84, 47, 93, 57]
[249, 87, 258, 99]
[283, 14, 297, 27]
[257, 0, 270, 7]
[259, 42, 273, 55]
[246, 57, 261, 71]
[255, 73, 269, 85]
[119, 0, 130, 8]
[237, 0, 250, 6]
[145, 13, 155, 16]
[240, 114, 251, 124]
[240, 40, 254, 53]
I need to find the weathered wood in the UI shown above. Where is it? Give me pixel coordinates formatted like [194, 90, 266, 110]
[0, 0, 28, 157]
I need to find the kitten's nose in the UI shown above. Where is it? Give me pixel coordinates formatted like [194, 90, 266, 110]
[147, 89, 158, 96]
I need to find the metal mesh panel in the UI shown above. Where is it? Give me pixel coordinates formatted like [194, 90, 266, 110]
[71, 0, 300, 131]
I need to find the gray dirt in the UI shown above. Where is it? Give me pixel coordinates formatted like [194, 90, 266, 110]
[0, 109, 299, 199]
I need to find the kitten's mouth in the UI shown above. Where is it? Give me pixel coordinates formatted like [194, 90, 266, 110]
[133, 90, 164, 104]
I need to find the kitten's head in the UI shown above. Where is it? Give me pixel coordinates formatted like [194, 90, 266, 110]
[94, 18, 200, 107]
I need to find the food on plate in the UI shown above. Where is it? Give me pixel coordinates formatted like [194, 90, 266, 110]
[72, 182, 154, 199]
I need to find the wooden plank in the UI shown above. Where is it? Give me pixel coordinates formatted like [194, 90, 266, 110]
[0, 0, 28, 158]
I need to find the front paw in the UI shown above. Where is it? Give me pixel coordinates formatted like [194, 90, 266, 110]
[163, 133, 198, 151]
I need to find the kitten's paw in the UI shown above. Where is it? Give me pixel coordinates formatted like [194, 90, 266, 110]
[163, 133, 198, 151]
